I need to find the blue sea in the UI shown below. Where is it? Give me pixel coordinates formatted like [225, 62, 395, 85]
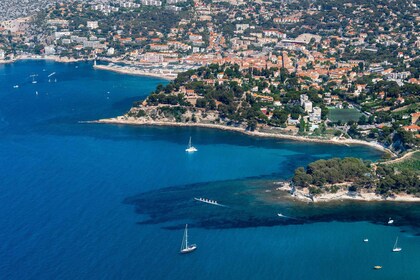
[0, 61, 419, 280]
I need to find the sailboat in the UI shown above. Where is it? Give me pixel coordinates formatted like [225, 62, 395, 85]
[392, 236, 402, 252]
[30, 74, 38, 84]
[180, 224, 197, 254]
[388, 217, 394, 224]
[185, 137, 197, 152]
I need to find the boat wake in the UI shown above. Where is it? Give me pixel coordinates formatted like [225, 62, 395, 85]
[277, 213, 305, 221]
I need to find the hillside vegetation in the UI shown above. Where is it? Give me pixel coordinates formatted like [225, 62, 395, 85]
[292, 157, 420, 196]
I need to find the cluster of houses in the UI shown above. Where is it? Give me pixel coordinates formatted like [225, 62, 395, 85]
[91, 0, 186, 14]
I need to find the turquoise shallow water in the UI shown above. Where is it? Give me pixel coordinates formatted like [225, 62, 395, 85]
[0, 61, 419, 279]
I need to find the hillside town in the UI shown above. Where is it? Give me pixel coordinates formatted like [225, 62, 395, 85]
[1, 0, 419, 152]
[3, 1, 420, 278]
[114, 62, 418, 153]
[0, 0, 55, 20]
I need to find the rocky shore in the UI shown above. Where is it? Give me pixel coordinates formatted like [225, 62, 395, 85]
[275, 182, 420, 203]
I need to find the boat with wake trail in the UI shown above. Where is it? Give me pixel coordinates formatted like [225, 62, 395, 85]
[194, 197, 226, 207]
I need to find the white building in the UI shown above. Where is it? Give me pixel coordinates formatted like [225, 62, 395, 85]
[166, 5, 182, 11]
[55, 31, 71, 39]
[263, 29, 286, 38]
[107, 47, 115, 56]
[300, 94, 308, 106]
[309, 107, 322, 123]
[44, 45, 56, 55]
[0, 49, 5, 60]
[192, 47, 202, 53]
[83, 41, 105, 49]
[121, 2, 141, 8]
[141, 0, 162, 6]
[87, 21, 99, 29]
[62, 38, 71, 44]
[167, 0, 187, 3]
[386, 71, 410, 80]
[303, 100, 312, 113]
[141, 53, 164, 63]
[236, 24, 250, 33]
[189, 33, 203, 41]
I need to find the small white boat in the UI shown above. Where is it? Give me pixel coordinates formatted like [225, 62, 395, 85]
[277, 213, 285, 217]
[185, 137, 197, 153]
[13, 85, 19, 88]
[363, 238, 369, 242]
[388, 218, 394, 224]
[392, 236, 402, 252]
[180, 224, 197, 254]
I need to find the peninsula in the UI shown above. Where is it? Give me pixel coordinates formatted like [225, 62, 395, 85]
[276, 155, 420, 203]
[97, 63, 418, 154]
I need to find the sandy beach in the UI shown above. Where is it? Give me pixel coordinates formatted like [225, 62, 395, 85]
[92, 116, 393, 154]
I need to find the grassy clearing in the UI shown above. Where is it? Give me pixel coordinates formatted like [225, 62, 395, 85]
[327, 108, 363, 122]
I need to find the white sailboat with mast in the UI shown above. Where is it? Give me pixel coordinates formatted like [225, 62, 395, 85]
[180, 224, 197, 254]
[30, 74, 38, 84]
[392, 236, 402, 252]
[185, 137, 197, 152]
